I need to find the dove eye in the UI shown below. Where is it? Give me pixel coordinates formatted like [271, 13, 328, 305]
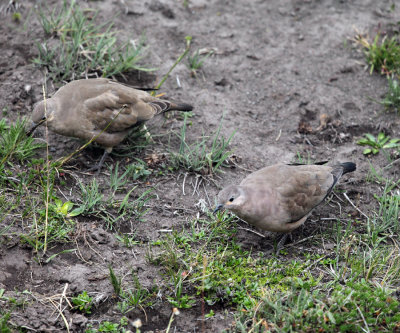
[229, 197, 234, 202]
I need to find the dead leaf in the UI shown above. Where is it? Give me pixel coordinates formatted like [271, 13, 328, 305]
[316, 113, 331, 131]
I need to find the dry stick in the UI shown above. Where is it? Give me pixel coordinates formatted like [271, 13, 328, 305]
[192, 175, 201, 196]
[355, 303, 370, 333]
[26, 182, 40, 252]
[383, 157, 400, 170]
[275, 129, 282, 141]
[74, 239, 91, 264]
[251, 299, 265, 328]
[43, 85, 50, 253]
[165, 308, 180, 333]
[343, 192, 369, 220]
[201, 255, 208, 333]
[47, 297, 70, 333]
[182, 172, 187, 195]
[284, 234, 319, 248]
[61, 283, 73, 309]
[202, 181, 212, 208]
[248, 319, 265, 333]
[237, 226, 266, 238]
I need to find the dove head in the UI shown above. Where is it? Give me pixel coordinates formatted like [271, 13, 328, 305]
[32, 99, 57, 125]
[214, 185, 247, 214]
[28, 99, 57, 136]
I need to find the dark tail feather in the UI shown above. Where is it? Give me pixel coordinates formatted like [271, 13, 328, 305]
[288, 160, 328, 166]
[321, 161, 356, 203]
[150, 101, 194, 115]
[341, 162, 356, 175]
[168, 102, 193, 112]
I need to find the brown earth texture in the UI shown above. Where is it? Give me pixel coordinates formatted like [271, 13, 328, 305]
[1, 0, 400, 332]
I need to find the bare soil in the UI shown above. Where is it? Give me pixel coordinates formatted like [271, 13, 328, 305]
[1, 0, 400, 332]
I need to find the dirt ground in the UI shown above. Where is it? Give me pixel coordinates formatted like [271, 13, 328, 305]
[1, 0, 400, 332]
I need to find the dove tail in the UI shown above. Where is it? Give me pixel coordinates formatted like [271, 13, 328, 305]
[167, 102, 193, 112]
[340, 162, 356, 175]
[150, 101, 194, 115]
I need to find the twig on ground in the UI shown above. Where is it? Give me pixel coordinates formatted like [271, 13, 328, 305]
[343, 192, 369, 220]
[355, 303, 370, 333]
[182, 172, 187, 195]
[237, 226, 266, 238]
[202, 181, 212, 208]
[383, 158, 400, 170]
[275, 129, 282, 141]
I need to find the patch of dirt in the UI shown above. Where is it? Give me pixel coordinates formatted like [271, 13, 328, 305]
[1, 0, 400, 332]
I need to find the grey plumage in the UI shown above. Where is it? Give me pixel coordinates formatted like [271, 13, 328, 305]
[29, 78, 193, 171]
[215, 162, 356, 233]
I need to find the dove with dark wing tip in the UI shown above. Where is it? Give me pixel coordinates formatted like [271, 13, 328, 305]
[29, 78, 193, 172]
[215, 162, 356, 233]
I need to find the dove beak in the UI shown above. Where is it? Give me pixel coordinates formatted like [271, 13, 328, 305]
[26, 118, 46, 136]
[213, 204, 224, 214]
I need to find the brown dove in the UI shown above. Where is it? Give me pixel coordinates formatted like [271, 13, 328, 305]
[29, 78, 193, 171]
[214, 162, 356, 233]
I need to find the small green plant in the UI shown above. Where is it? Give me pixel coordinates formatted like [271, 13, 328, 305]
[379, 76, 400, 112]
[169, 114, 235, 175]
[0, 118, 44, 165]
[356, 33, 400, 75]
[357, 132, 400, 155]
[21, 216, 75, 251]
[167, 273, 196, 309]
[109, 266, 122, 296]
[34, 0, 154, 82]
[114, 271, 158, 315]
[0, 311, 12, 333]
[86, 317, 128, 333]
[109, 162, 130, 196]
[72, 291, 93, 314]
[294, 151, 314, 164]
[0, 119, 9, 132]
[125, 159, 152, 181]
[12, 12, 21, 22]
[73, 179, 104, 216]
[119, 272, 154, 311]
[358, 132, 400, 155]
[371, 183, 400, 235]
[115, 233, 139, 248]
[187, 49, 213, 77]
[51, 198, 80, 218]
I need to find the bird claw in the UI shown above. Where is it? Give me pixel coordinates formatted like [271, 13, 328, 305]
[274, 233, 292, 255]
[87, 150, 109, 175]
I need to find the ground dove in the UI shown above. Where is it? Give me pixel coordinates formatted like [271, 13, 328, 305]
[29, 78, 193, 171]
[215, 162, 356, 233]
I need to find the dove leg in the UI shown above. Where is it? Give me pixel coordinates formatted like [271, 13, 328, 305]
[274, 233, 293, 255]
[87, 148, 112, 174]
[274, 214, 309, 254]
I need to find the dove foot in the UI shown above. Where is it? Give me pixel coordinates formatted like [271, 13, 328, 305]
[274, 233, 293, 255]
[87, 150, 109, 175]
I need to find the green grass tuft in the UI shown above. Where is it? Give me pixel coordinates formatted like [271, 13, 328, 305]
[229, 281, 400, 332]
[71, 291, 93, 314]
[357, 33, 400, 75]
[169, 114, 235, 175]
[33, 0, 155, 82]
[0, 118, 44, 165]
[379, 76, 400, 112]
[187, 48, 213, 77]
[357, 132, 400, 156]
